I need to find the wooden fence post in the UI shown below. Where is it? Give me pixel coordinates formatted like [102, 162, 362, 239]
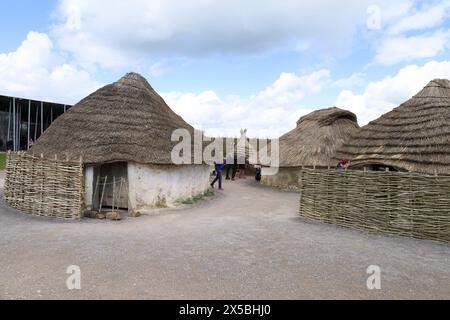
[99, 176, 107, 214]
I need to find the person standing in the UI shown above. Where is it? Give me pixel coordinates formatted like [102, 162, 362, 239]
[231, 154, 238, 181]
[225, 153, 234, 180]
[237, 153, 246, 179]
[211, 159, 225, 190]
[239, 163, 246, 179]
[255, 163, 262, 182]
[336, 158, 351, 171]
[6, 140, 13, 151]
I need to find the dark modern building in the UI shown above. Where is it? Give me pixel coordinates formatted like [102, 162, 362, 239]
[0, 95, 72, 152]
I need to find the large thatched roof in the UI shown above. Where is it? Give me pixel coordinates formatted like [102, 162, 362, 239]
[279, 107, 359, 168]
[31, 73, 195, 165]
[339, 79, 450, 174]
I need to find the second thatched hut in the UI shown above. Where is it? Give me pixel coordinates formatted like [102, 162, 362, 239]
[262, 107, 360, 188]
[339, 79, 450, 175]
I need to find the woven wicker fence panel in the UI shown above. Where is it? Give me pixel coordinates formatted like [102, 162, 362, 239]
[299, 169, 450, 243]
[4, 152, 84, 219]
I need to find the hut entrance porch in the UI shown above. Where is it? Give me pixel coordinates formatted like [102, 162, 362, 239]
[93, 162, 129, 210]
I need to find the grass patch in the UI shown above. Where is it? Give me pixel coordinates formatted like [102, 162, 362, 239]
[204, 190, 215, 197]
[0, 153, 6, 171]
[180, 190, 215, 205]
[181, 199, 195, 205]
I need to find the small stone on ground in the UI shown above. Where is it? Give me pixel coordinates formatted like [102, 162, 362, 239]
[106, 212, 121, 221]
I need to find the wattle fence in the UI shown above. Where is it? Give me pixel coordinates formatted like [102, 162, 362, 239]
[299, 169, 450, 243]
[4, 152, 84, 219]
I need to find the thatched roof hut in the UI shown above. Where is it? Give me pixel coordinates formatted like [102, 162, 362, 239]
[262, 107, 359, 189]
[339, 79, 450, 175]
[279, 107, 360, 168]
[30, 72, 210, 213]
[31, 72, 195, 165]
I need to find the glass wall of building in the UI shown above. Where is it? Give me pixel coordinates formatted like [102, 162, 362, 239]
[0, 95, 71, 152]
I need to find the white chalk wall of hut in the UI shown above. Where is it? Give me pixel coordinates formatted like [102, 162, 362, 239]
[84, 167, 95, 209]
[127, 163, 210, 210]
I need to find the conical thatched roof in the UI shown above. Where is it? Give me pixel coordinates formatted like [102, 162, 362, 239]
[339, 79, 450, 174]
[31, 72, 195, 165]
[279, 107, 359, 168]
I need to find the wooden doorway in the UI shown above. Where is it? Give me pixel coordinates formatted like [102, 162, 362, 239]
[94, 162, 128, 210]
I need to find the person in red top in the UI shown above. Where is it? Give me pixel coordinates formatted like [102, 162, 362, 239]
[337, 158, 351, 170]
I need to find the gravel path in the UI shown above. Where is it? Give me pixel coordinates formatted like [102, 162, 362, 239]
[0, 171, 4, 189]
[0, 176, 449, 300]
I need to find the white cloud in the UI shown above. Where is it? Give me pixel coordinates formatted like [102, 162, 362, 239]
[50, 0, 405, 68]
[368, 0, 450, 66]
[374, 31, 450, 66]
[333, 72, 366, 88]
[256, 70, 330, 102]
[162, 70, 330, 138]
[0, 31, 103, 104]
[149, 61, 173, 77]
[336, 60, 450, 125]
[4, 0, 448, 141]
[387, 0, 450, 34]
[379, 1, 414, 22]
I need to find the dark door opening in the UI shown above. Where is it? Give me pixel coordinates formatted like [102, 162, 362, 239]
[94, 162, 129, 210]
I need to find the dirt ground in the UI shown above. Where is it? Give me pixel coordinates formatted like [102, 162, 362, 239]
[0, 173, 449, 300]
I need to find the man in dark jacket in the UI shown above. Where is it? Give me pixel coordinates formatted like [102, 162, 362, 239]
[211, 159, 225, 190]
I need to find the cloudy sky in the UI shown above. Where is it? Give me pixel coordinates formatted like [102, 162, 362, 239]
[1, 0, 450, 137]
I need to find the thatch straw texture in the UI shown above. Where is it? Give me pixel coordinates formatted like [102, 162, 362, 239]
[299, 169, 450, 244]
[279, 107, 359, 168]
[339, 79, 450, 174]
[31, 73, 195, 165]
